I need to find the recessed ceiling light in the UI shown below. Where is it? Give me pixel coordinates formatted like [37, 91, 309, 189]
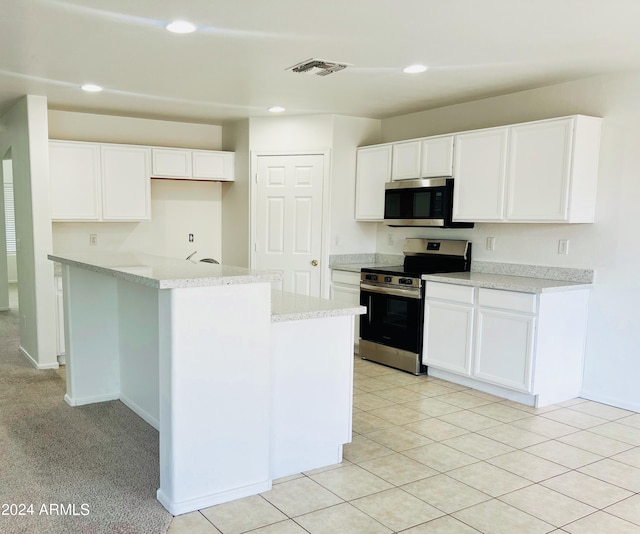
[81, 84, 103, 92]
[166, 20, 196, 34]
[403, 64, 428, 74]
[268, 106, 286, 113]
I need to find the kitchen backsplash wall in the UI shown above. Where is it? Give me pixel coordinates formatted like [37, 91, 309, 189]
[52, 179, 222, 262]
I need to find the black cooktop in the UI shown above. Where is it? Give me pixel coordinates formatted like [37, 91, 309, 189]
[361, 239, 472, 278]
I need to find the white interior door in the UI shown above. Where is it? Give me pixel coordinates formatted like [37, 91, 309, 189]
[255, 154, 324, 297]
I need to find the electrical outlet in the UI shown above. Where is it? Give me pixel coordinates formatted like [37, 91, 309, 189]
[486, 236, 496, 251]
[387, 233, 394, 246]
[89, 234, 97, 246]
[558, 239, 569, 255]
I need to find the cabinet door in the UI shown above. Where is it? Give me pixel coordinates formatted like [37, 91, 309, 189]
[391, 140, 421, 181]
[506, 118, 573, 221]
[151, 148, 191, 178]
[423, 299, 474, 375]
[452, 128, 508, 222]
[192, 151, 235, 180]
[49, 141, 101, 221]
[421, 136, 454, 178]
[355, 145, 392, 220]
[474, 308, 535, 392]
[101, 145, 151, 221]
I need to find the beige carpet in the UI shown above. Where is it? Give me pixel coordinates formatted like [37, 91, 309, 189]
[0, 286, 173, 533]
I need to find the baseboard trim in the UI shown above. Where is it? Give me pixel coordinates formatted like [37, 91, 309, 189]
[64, 392, 119, 407]
[120, 394, 159, 431]
[428, 368, 537, 406]
[579, 388, 640, 413]
[158, 479, 272, 516]
[20, 346, 59, 369]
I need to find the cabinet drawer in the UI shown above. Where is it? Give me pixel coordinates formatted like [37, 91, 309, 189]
[478, 288, 537, 313]
[426, 282, 475, 304]
[331, 269, 361, 286]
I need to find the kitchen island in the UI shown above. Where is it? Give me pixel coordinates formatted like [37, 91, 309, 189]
[48, 252, 364, 515]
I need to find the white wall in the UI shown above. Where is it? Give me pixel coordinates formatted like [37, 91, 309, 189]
[48, 111, 223, 262]
[52, 180, 222, 261]
[221, 120, 250, 267]
[48, 110, 222, 149]
[0, 96, 57, 368]
[330, 115, 381, 255]
[378, 70, 640, 411]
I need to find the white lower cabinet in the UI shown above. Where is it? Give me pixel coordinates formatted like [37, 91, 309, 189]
[330, 269, 361, 351]
[423, 286, 474, 375]
[474, 307, 535, 392]
[423, 281, 590, 406]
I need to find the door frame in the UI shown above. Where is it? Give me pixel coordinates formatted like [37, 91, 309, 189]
[250, 149, 332, 298]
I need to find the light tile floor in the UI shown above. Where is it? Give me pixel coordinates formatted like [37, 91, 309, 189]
[168, 356, 640, 533]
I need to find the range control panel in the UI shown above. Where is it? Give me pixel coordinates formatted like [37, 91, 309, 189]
[361, 273, 418, 287]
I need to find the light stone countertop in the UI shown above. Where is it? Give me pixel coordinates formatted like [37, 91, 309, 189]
[48, 252, 282, 289]
[422, 271, 592, 293]
[271, 290, 365, 322]
[329, 262, 403, 273]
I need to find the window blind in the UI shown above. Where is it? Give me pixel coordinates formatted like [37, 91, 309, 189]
[4, 182, 15, 254]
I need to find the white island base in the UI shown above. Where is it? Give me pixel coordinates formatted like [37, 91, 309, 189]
[52, 253, 363, 515]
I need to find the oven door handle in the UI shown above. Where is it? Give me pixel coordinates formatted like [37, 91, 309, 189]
[360, 283, 422, 299]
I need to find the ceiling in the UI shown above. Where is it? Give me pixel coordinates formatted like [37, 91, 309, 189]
[2, 0, 640, 125]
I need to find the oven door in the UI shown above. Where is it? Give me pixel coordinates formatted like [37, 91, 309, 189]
[359, 283, 423, 353]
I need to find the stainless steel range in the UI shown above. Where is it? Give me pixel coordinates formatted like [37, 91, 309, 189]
[359, 238, 471, 374]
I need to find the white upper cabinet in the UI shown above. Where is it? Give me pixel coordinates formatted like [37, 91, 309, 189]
[151, 148, 192, 178]
[151, 147, 234, 181]
[355, 144, 392, 220]
[506, 116, 601, 222]
[49, 141, 101, 221]
[453, 127, 509, 222]
[50, 140, 150, 222]
[420, 135, 454, 178]
[453, 115, 602, 223]
[391, 135, 455, 181]
[391, 140, 421, 180]
[101, 144, 151, 221]
[192, 150, 234, 181]
[356, 114, 600, 224]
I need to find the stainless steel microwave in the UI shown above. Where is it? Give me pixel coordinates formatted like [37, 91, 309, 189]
[384, 178, 474, 228]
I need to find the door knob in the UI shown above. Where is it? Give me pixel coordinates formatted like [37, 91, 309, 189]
[311, 259, 318, 267]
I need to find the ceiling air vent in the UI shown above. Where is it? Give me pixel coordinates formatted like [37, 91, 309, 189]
[286, 58, 350, 76]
